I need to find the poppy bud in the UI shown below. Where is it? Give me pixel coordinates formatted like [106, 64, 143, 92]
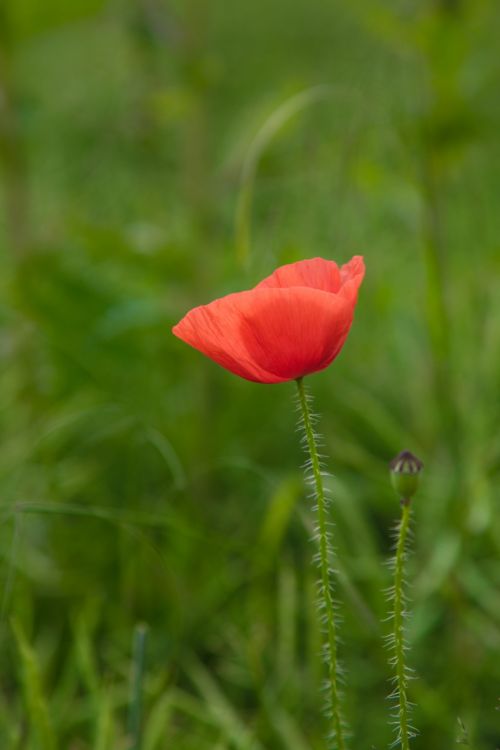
[389, 450, 423, 504]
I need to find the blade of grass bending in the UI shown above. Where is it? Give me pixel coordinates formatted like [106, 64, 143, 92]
[142, 692, 174, 750]
[72, 614, 100, 703]
[11, 619, 57, 750]
[235, 85, 332, 266]
[260, 686, 311, 750]
[277, 562, 297, 688]
[128, 623, 149, 750]
[187, 656, 263, 750]
[7, 500, 193, 533]
[0, 515, 22, 635]
[94, 690, 114, 750]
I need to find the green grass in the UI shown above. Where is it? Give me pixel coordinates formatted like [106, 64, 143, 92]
[1, 0, 500, 747]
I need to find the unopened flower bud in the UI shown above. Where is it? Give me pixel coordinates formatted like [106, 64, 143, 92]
[389, 450, 423, 504]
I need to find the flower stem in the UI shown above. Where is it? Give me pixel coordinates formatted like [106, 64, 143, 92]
[393, 501, 412, 750]
[295, 377, 346, 750]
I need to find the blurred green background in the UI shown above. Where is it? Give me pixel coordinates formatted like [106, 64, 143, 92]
[1, 0, 499, 748]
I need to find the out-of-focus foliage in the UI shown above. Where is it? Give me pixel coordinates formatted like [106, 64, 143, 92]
[1, 0, 499, 747]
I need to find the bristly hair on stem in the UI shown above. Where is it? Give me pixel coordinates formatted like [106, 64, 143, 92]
[295, 377, 348, 750]
[385, 501, 416, 749]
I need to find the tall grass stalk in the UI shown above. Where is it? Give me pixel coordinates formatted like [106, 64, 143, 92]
[128, 624, 148, 750]
[295, 377, 346, 750]
[12, 619, 57, 750]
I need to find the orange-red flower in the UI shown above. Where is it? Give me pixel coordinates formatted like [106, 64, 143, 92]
[173, 256, 365, 384]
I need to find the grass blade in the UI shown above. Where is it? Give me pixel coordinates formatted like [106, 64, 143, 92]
[12, 619, 57, 750]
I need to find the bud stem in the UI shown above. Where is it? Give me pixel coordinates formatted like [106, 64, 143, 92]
[393, 501, 412, 750]
[295, 378, 346, 750]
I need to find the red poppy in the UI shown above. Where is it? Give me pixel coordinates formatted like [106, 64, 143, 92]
[173, 256, 365, 384]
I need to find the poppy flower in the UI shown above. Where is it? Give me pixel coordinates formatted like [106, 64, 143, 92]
[173, 256, 365, 384]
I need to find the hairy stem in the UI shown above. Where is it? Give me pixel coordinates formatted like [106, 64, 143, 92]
[393, 501, 412, 750]
[295, 377, 346, 750]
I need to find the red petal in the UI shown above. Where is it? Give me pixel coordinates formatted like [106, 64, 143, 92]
[256, 257, 342, 293]
[173, 285, 355, 384]
[172, 290, 277, 382]
[340, 255, 365, 286]
[338, 256, 365, 303]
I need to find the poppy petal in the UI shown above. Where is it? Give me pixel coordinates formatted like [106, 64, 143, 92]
[172, 291, 279, 382]
[340, 255, 365, 286]
[173, 285, 354, 384]
[256, 257, 342, 293]
[338, 256, 365, 303]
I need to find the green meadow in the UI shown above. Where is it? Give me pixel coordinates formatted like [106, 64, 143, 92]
[1, 0, 499, 747]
